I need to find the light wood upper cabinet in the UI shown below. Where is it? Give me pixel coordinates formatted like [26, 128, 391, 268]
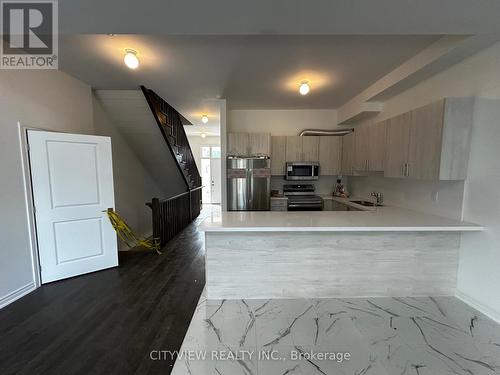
[352, 123, 386, 172]
[384, 98, 474, 180]
[319, 137, 342, 175]
[271, 136, 286, 175]
[285, 136, 320, 162]
[285, 136, 303, 161]
[384, 112, 411, 178]
[248, 133, 271, 155]
[228, 132, 270, 156]
[227, 132, 249, 155]
[368, 121, 387, 171]
[341, 132, 355, 175]
[408, 100, 444, 180]
[353, 126, 370, 171]
[273, 136, 338, 175]
[302, 136, 320, 162]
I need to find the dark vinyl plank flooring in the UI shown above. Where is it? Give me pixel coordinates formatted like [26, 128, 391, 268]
[0, 209, 211, 375]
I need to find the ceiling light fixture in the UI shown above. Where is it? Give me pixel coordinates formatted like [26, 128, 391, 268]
[124, 49, 139, 69]
[201, 115, 209, 124]
[299, 81, 310, 96]
[201, 132, 207, 138]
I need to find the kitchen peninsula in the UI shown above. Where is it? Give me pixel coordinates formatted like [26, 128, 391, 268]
[200, 201, 483, 299]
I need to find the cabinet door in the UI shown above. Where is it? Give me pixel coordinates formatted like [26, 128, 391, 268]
[302, 136, 319, 162]
[354, 126, 370, 171]
[285, 136, 303, 162]
[384, 113, 411, 178]
[408, 100, 444, 180]
[248, 133, 271, 155]
[319, 136, 341, 175]
[271, 136, 287, 175]
[368, 122, 387, 171]
[227, 133, 249, 155]
[341, 132, 355, 175]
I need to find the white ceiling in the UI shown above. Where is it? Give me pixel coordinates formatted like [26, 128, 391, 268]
[60, 34, 438, 132]
[59, 0, 500, 35]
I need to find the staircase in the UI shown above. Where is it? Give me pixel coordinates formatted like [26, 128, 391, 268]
[140, 86, 202, 190]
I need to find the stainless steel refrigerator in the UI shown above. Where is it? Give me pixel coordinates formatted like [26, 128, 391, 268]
[227, 156, 271, 211]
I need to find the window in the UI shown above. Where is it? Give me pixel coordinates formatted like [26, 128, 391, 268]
[211, 146, 221, 158]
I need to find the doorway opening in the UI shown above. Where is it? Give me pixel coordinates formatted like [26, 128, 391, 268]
[200, 145, 221, 204]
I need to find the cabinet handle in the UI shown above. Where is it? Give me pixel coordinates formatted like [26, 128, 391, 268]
[405, 163, 410, 177]
[402, 163, 405, 177]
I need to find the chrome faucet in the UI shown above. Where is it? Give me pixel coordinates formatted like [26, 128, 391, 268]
[370, 191, 384, 206]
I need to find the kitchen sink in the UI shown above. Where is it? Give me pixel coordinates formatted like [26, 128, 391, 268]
[350, 200, 383, 207]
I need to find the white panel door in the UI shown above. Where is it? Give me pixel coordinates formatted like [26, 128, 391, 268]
[28, 130, 118, 284]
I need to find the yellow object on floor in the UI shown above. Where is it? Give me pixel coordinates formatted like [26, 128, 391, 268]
[105, 209, 161, 254]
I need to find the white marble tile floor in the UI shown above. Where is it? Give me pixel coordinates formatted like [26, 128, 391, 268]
[171, 290, 500, 375]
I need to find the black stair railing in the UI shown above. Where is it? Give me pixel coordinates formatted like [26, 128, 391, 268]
[141, 85, 203, 249]
[140, 85, 202, 189]
[147, 186, 202, 248]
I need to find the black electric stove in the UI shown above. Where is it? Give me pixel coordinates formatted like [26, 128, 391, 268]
[283, 184, 324, 211]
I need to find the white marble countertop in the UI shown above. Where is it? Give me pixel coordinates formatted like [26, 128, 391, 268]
[200, 198, 483, 232]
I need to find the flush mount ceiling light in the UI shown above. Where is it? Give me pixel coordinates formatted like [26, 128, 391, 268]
[124, 49, 139, 69]
[299, 81, 310, 96]
[201, 132, 207, 138]
[201, 115, 209, 124]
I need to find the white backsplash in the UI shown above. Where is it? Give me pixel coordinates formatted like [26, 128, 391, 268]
[272, 173, 464, 220]
[349, 172, 465, 219]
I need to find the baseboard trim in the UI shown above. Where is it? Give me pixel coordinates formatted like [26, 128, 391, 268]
[455, 289, 500, 324]
[0, 282, 36, 309]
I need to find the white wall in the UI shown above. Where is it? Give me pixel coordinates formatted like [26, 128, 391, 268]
[457, 95, 500, 321]
[228, 109, 338, 135]
[0, 71, 94, 307]
[93, 95, 164, 243]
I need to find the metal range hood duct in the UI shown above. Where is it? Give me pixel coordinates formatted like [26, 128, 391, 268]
[298, 128, 354, 136]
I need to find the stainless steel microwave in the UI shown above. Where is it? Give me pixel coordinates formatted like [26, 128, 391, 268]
[285, 162, 320, 181]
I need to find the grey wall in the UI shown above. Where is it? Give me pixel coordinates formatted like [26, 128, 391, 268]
[93, 95, 164, 244]
[0, 70, 171, 307]
[0, 71, 94, 307]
